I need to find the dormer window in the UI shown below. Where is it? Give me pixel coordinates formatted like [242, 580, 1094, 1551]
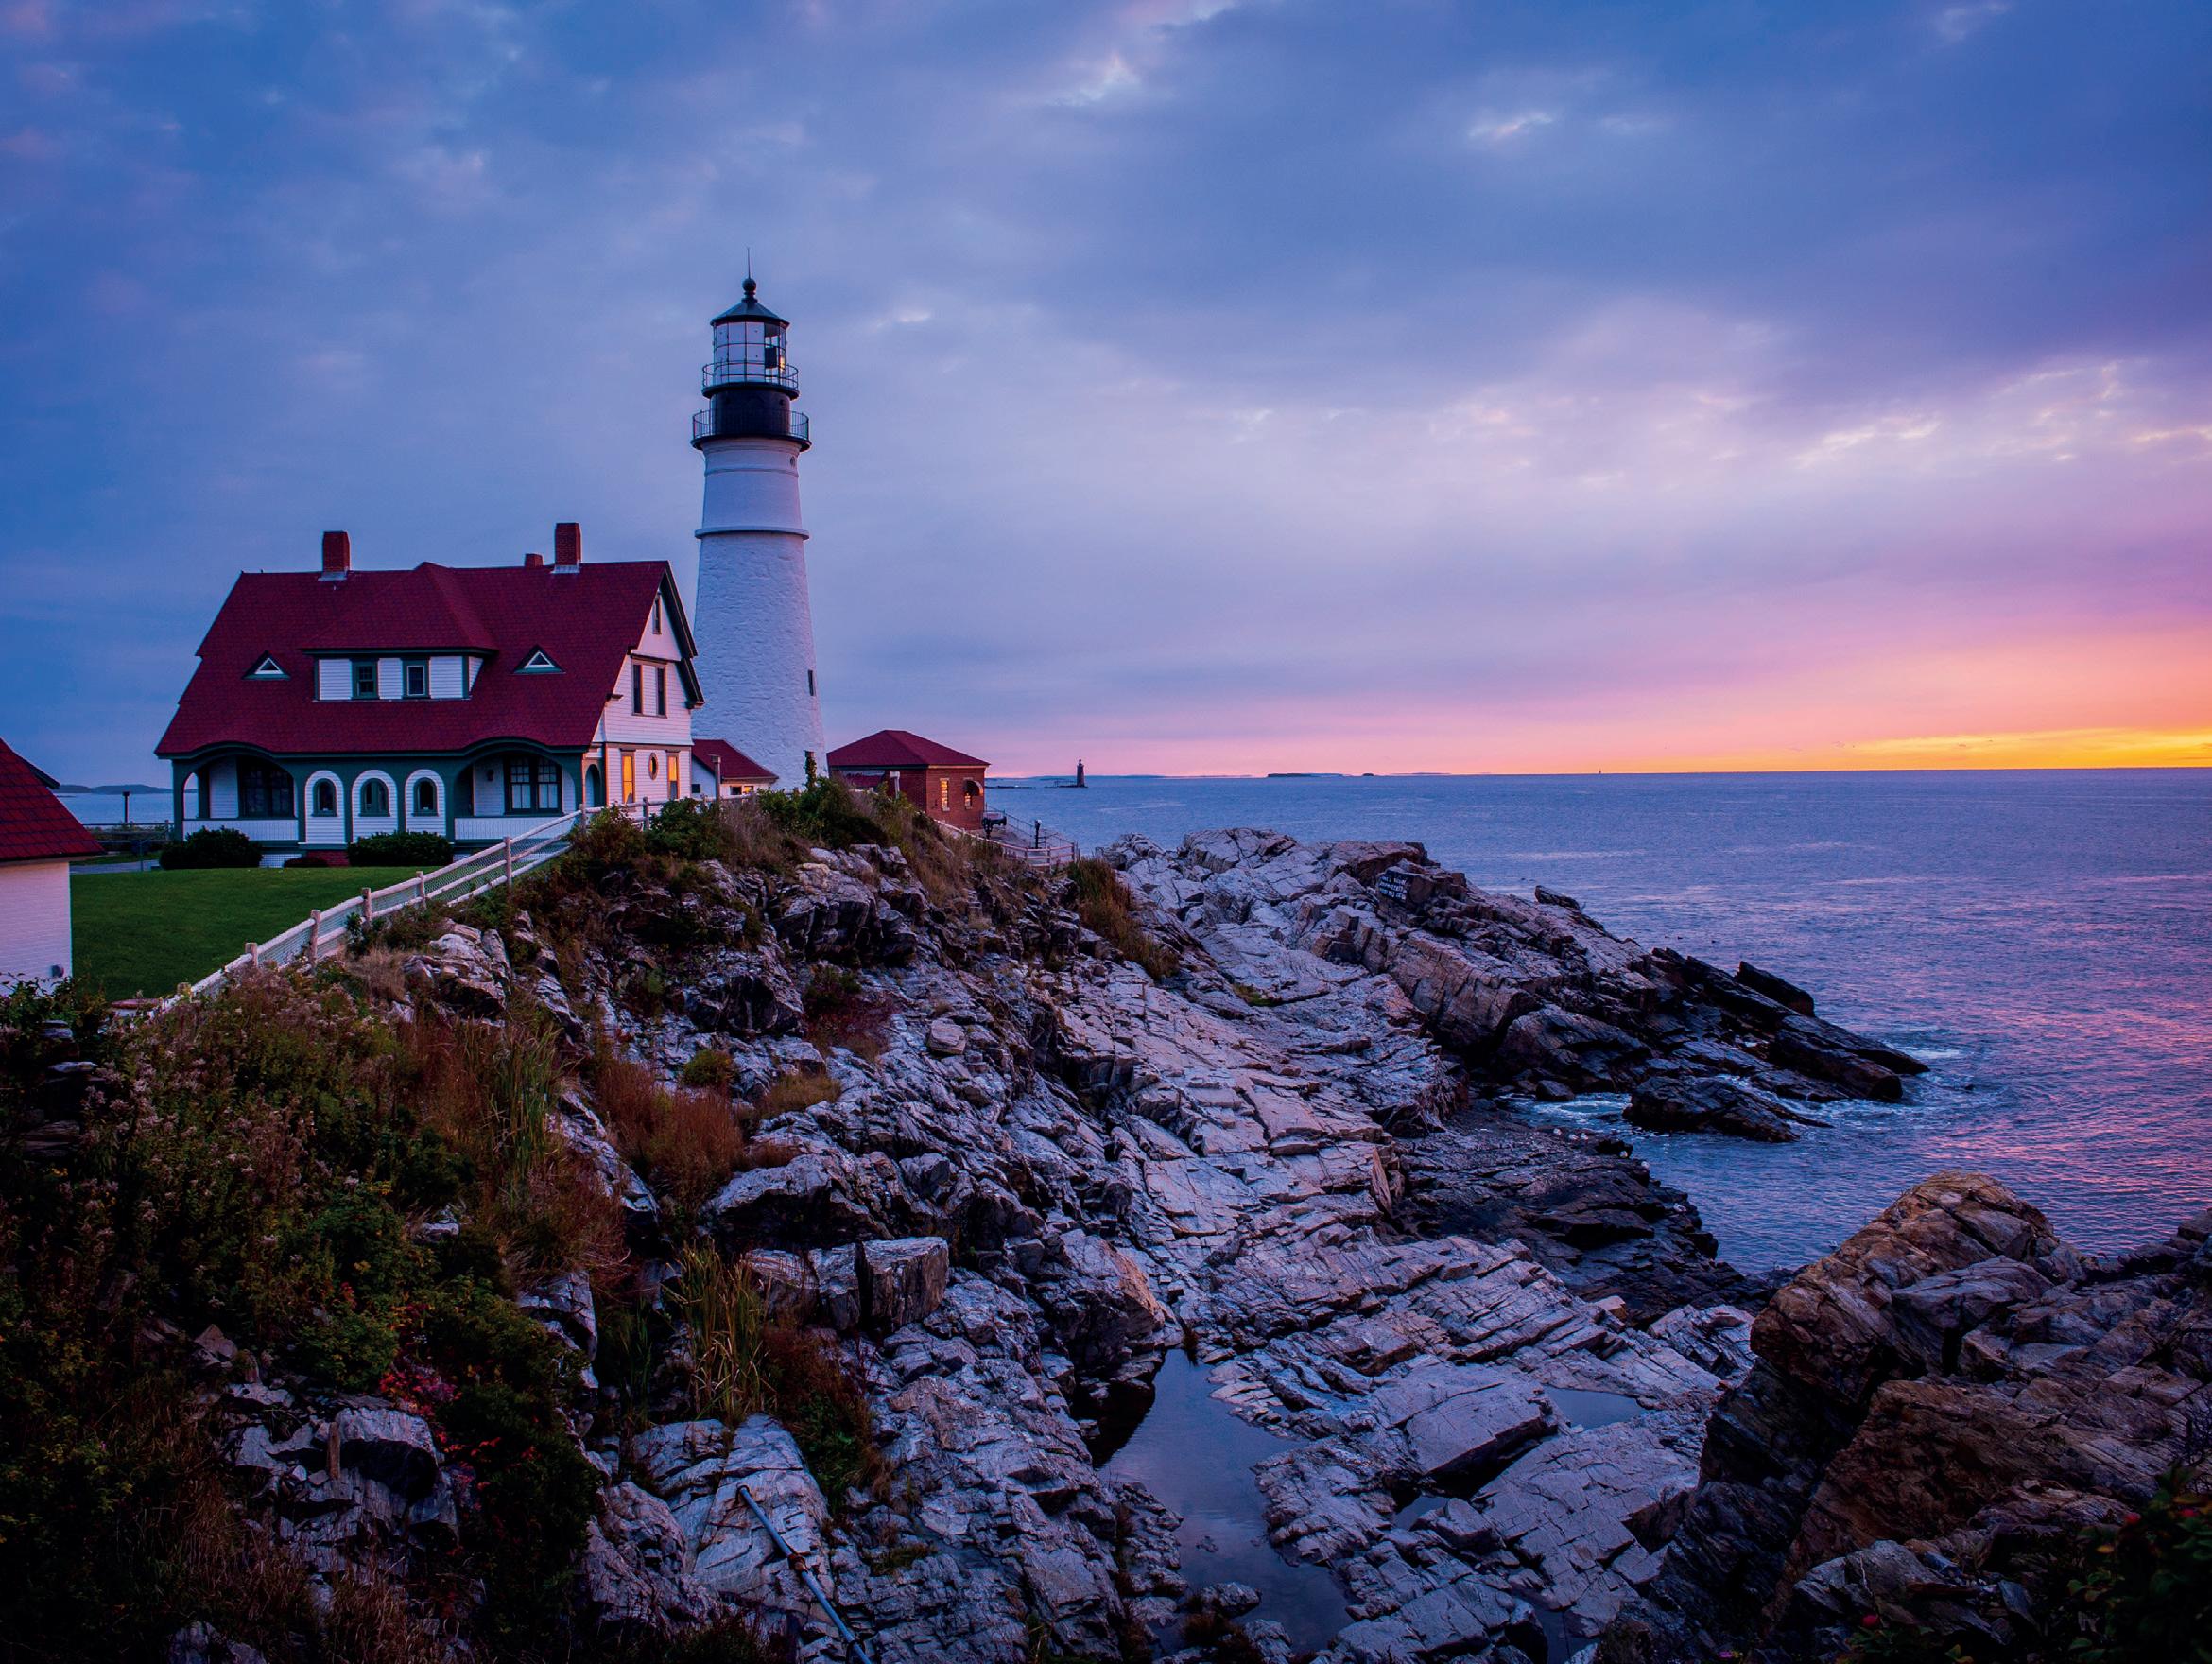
[405, 660, 428, 699]
[353, 660, 377, 699]
[247, 654, 286, 680]
[518, 650, 560, 673]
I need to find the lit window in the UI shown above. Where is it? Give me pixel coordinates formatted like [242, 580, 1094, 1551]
[647, 752, 659, 781]
[621, 751, 636, 800]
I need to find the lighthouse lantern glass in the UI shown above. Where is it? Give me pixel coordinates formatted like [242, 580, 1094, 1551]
[711, 321, 795, 390]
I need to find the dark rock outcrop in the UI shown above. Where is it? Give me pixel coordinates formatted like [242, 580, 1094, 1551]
[1602, 1174, 2212, 1663]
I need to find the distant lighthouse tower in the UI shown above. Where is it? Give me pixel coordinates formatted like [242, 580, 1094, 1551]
[691, 275, 826, 787]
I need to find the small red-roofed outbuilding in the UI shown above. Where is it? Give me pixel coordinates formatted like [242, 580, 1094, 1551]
[0, 737, 102, 986]
[827, 729, 990, 830]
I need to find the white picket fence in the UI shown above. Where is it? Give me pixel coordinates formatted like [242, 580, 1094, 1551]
[175, 803, 656, 1002]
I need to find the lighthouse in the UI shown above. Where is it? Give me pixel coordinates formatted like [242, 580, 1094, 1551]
[691, 276, 826, 788]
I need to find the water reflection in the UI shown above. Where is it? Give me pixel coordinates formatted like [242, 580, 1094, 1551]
[1098, 1350, 1350, 1651]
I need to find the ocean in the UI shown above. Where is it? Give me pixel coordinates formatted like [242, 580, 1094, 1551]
[1002, 770, 2212, 1272]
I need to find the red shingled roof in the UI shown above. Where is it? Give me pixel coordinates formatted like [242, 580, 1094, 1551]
[827, 729, 988, 771]
[693, 737, 777, 786]
[157, 561, 695, 760]
[0, 738, 103, 864]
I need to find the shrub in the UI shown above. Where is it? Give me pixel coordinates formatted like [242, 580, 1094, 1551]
[158, 826, 260, 869]
[681, 1045, 737, 1092]
[349, 830, 453, 867]
[596, 1053, 747, 1218]
[2065, 1474, 2212, 1662]
[756, 1068, 839, 1120]
[670, 1246, 884, 1510]
[1065, 858, 1180, 980]
[646, 795, 737, 862]
[0, 974, 612, 1657]
[754, 777, 888, 852]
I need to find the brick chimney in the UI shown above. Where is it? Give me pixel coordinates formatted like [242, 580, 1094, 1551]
[524, 551, 544, 568]
[553, 522, 581, 572]
[320, 530, 351, 581]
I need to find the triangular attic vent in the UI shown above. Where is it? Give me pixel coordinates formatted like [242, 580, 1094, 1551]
[517, 649, 560, 673]
[247, 653, 286, 679]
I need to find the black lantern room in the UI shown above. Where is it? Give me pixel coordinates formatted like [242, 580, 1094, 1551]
[693, 277, 811, 449]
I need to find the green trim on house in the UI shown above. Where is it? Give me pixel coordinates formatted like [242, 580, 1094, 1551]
[167, 742, 586, 851]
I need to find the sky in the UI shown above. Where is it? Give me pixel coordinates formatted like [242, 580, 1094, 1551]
[2, 0, 2208, 782]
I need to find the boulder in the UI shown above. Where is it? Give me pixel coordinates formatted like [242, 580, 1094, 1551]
[857, 1236, 952, 1333]
[1625, 1076, 1807, 1142]
[630, 1416, 834, 1611]
[1496, 1007, 1648, 1089]
[704, 1149, 877, 1247]
[1736, 961, 1815, 1016]
[332, 1406, 440, 1500]
[1768, 1020, 1905, 1101]
[579, 1480, 717, 1634]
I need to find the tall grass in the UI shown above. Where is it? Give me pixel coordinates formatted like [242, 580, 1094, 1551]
[1065, 858, 1181, 981]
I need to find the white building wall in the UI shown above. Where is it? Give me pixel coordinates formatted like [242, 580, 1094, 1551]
[0, 860, 73, 984]
[318, 660, 350, 702]
[429, 656, 465, 699]
[695, 435, 824, 787]
[209, 759, 238, 818]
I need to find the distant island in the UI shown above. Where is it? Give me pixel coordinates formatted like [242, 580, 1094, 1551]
[1265, 771, 1345, 778]
[56, 783, 164, 795]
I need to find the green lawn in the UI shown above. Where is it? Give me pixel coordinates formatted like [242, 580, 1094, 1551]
[72, 866, 432, 997]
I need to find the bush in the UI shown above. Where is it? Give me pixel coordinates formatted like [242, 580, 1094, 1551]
[596, 1052, 749, 1219]
[158, 827, 260, 869]
[681, 1046, 736, 1092]
[646, 796, 737, 862]
[0, 976, 613, 1657]
[671, 1245, 884, 1510]
[2065, 1474, 2212, 1661]
[283, 851, 335, 869]
[349, 830, 452, 867]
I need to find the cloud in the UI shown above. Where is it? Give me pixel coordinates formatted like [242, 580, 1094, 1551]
[1467, 109, 1556, 145]
[1933, 2, 2012, 44]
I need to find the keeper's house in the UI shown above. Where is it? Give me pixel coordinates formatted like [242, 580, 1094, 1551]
[156, 525, 701, 855]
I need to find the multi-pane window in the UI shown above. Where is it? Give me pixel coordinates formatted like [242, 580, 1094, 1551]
[238, 760, 294, 819]
[359, 777, 390, 818]
[505, 757, 561, 813]
[354, 660, 377, 699]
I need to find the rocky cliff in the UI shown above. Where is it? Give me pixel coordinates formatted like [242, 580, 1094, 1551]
[7, 797, 2191, 1664]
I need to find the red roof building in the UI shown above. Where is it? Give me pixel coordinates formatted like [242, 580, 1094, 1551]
[0, 737, 102, 986]
[828, 729, 990, 830]
[155, 525, 709, 852]
[690, 737, 778, 798]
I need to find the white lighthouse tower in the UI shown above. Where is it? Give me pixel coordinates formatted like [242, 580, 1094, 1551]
[691, 276, 826, 787]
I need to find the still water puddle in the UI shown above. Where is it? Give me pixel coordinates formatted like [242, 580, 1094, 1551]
[1098, 1350, 1351, 1651]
